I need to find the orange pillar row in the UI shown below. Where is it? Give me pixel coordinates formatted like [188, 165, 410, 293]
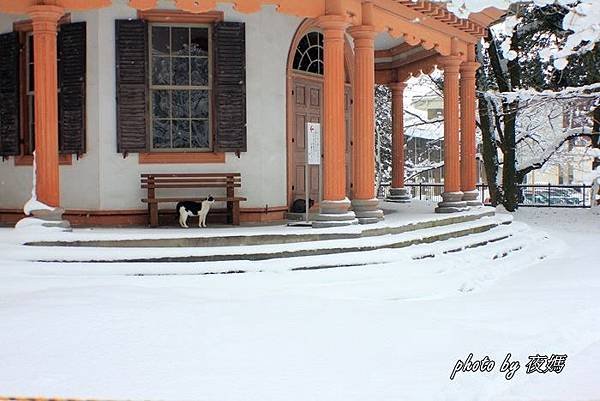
[460, 46, 482, 206]
[29, 5, 64, 208]
[313, 15, 357, 227]
[436, 55, 468, 213]
[386, 81, 411, 203]
[349, 24, 383, 224]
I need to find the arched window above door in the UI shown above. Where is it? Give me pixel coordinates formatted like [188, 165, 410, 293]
[292, 31, 323, 75]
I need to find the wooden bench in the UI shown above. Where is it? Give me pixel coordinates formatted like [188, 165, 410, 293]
[141, 173, 246, 227]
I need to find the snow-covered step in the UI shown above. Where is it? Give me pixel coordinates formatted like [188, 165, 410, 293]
[26, 213, 513, 263]
[25, 208, 497, 249]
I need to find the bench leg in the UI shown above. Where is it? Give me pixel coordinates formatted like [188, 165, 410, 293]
[149, 203, 159, 227]
[232, 201, 240, 226]
[226, 201, 233, 225]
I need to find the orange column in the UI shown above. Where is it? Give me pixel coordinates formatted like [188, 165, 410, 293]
[436, 55, 467, 213]
[313, 15, 357, 227]
[460, 45, 481, 206]
[348, 24, 382, 223]
[28, 5, 64, 207]
[386, 81, 411, 203]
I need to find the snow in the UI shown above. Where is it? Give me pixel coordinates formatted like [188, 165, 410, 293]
[444, 0, 600, 69]
[0, 207, 599, 400]
[13, 217, 65, 232]
[22, 151, 54, 216]
[482, 82, 599, 175]
[0, 201, 490, 246]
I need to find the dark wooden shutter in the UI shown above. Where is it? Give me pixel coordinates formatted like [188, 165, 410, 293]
[0, 32, 20, 157]
[213, 22, 247, 153]
[115, 19, 148, 154]
[59, 22, 86, 155]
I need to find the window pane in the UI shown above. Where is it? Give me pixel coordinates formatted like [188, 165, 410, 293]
[172, 119, 191, 148]
[152, 90, 170, 119]
[152, 26, 170, 56]
[152, 56, 170, 85]
[190, 28, 209, 56]
[191, 90, 209, 119]
[191, 58, 209, 86]
[192, 120, 210, 148]
[307, 46, 319, 64]
[28, 63, 35, 92]
[298, 55, 310, 72]
[28, 35, 34, 62]
[171, 27, 189, 56]
[153, 119, 171, 148]
[172, 57, 190, 86]
[298, 35, 309, 54]
[293, 50, 302, 71]
[172, 90, 190, 118]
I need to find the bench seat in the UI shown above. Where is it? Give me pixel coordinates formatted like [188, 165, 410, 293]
[141, 196, 247, 204]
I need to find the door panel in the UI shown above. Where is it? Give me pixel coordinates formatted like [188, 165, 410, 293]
[290, 77, 353, 208]
[292, 78, 321, 204]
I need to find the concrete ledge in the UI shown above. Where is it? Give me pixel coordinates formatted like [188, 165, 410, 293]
[386, 187, 411, 203]
[351, 198, 384, 225]
[27, 209, 497, 248]
[313, 199, 357, 228]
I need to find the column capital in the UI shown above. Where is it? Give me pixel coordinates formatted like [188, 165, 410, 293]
[389, 81, 407, 94]
[28, 4, 64, 33]
[27, 4, 64, 22]
[347, 24, 377, 40]
[439, 55, 462, 72]
[460, 61, 480, 77]
[317, 14, 350, 35]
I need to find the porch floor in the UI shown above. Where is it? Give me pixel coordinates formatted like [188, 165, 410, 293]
[0, 201, 515, 265]
[3, 201, 496, 245]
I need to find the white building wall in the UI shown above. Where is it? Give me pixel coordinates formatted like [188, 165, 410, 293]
[0, 4, 301, 211]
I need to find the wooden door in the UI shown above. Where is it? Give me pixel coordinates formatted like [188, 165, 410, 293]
[291, 78, 322, 204]
[290, 77, 353, 207]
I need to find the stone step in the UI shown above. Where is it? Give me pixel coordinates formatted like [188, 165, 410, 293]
[34, 214, 512, 264]
[27, 209, 497, 249]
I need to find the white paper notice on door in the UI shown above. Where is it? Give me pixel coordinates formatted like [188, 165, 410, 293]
[307, 122, 321, 165]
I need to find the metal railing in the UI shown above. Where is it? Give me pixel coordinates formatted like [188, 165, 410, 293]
[378, 182, 594, 208]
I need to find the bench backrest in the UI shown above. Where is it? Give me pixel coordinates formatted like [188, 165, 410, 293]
[141, 173, 241, 195]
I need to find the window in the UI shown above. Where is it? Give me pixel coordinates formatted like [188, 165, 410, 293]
[24, 32, 35, 154]
[149, 24, 212, 151]
[293, 31, 323, 75]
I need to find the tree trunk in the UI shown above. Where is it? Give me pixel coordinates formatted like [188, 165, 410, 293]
[592, 105, 600, 170]
[477, 92, 501, 205]
[502, 100, 519, 211]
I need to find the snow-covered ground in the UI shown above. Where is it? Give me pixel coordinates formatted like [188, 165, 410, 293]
[0, 208, 599, 400]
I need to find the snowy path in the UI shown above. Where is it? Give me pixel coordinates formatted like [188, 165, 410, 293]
[0, 209, 598, 400]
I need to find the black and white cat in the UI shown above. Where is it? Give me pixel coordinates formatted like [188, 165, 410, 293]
[176, 196, 215, 228]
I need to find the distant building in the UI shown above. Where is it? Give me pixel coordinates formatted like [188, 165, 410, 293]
[403, 85, 483, 185]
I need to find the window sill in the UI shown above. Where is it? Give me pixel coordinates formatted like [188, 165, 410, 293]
[14, 154, 73, 166]
[138, 152, 225, 164]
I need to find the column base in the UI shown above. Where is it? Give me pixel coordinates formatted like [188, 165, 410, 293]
[462, 189, 482, 207]
[351, 198, 384, 224]
[386, 187, 411, 203]
[17, 207, 72, 231]
[435, 191, 468, 214]
[312, 198, 358, 228]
